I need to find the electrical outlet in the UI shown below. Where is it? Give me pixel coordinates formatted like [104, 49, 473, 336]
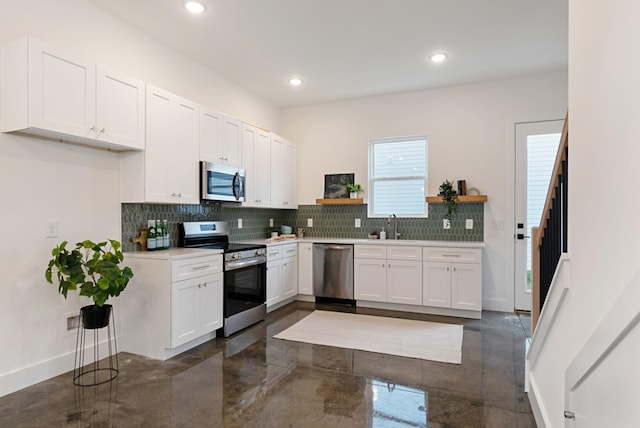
[63, 312, 80, 337]
[46, 220, 58, 238]
[443, 219, 451, 229]
[466, 219, 473, 229]
[269, 218, 274, 227]
[307, 218, 313, 227]
[238, 218, 243, 229]
[355, 218, 361, 228]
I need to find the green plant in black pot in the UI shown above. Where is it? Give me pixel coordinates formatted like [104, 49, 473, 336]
[439, 180, 459, 221]
[45, 239, 133, 329]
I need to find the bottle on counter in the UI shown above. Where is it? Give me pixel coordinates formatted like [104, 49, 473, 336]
[380, 228, 386, 240]
[147, 219, 157, 250]
[156, 219, 163, 249]
[163, 219, 170, 249]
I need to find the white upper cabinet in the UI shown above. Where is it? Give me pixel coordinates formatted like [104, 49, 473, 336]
[270, 133, 298, 208]
[200, 107, 241, 167]
[242, 123, 270, 207]
[120, 85, 198, 204]
[1, 37, 145, 151]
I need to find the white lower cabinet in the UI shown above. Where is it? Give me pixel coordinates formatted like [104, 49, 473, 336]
[423, 248, 482, 311]
[121, 251, 223, 360]
[354, 245, 422, 305]
[266, 243, 298, 308]
[171, 272, 223, 348]
[297, 243, 313, 295]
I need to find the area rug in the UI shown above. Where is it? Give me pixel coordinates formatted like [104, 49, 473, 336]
[273, 310, 463, 364]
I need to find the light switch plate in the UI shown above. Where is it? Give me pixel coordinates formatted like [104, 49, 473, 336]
[238, 218, 243, 229]
[466, 219, 473, 229]
[46, 220, 58, 238]
[355, 218, 361, 228]
[307, 218, 313, 227]
[269, 218, 273, 227]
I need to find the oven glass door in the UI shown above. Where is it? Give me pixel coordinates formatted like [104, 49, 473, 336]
[224, 262, 266, 317]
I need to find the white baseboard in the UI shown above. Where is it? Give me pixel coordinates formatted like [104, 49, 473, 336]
[0, 334, 118, 398]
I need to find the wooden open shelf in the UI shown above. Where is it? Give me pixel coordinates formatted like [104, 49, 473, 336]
[426, 195, 488, 203]
[316, 198, 364, 205]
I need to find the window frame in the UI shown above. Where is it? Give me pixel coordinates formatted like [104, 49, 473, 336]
[367, 135, 428, 218]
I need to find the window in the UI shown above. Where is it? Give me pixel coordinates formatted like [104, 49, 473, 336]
[368, 135, 428, 217]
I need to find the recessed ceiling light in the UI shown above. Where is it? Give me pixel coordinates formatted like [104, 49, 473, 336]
[429, 53, 448, 63]
[289, 77, 303, 87]
[184, 1, 206, 14]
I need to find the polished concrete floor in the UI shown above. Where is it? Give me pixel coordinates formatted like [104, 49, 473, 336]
[0, 302, 535, 427]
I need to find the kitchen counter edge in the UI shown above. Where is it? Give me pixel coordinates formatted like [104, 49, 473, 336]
[239, 238, 485, 249]
[125, 247, 223, 260]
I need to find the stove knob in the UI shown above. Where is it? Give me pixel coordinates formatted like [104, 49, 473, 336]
[256, 249, 265, 256]
[232, 252, 241, 260]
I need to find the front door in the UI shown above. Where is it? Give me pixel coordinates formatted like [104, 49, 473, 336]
[514, 120, 563, 311]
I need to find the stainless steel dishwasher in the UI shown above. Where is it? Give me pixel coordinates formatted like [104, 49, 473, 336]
[313, 243, 354, 300]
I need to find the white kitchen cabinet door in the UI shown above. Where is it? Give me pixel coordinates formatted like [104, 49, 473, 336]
[199, 107, 223, 163]
[95, 66, 145, 150]
[171, 97, 199, 203]
[142, 85, 198, 204]
[451, 263, 482, 311]
[171, 277, 200, 348]
[220, 115, 242, 167]
[270, 134, 298, 208]
[387, 260, 422, 305]
[199, 273, 223, 333]
[281, 256, 298, 299]
[242, 123, 270, 207]
[270, 134, 286, 208]
[354, 258, 387, 302]
[283, 139, 298, 207]
[298, 243, 313, 295]
[266, 260, 282, 307]
[28, 38, 96, 138]
[423, 262, 452, 308]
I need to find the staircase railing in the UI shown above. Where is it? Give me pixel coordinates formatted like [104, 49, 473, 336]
[531, 115, 568, 331]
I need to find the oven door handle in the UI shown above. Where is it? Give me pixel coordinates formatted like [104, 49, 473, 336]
[225, 257, 267, 271]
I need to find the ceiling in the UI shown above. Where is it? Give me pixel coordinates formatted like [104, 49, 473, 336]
[88, 0, 568, 108]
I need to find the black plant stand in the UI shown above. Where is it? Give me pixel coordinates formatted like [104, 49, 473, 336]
[73, 307, 119, 386]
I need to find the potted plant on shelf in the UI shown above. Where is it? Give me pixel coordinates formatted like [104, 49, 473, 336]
[45, 239, 133, 329]
[439, 179, 459, 222]
[346, 183, 362, 199]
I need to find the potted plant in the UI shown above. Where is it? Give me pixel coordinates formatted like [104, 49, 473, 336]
[346, 183, 362, 199]
[439, 179, 459, 222]
[45, 239, 133, 329]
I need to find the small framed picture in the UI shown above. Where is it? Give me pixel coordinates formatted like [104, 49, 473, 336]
[324, 173, 354, 198]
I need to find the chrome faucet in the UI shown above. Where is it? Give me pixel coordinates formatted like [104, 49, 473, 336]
[389, 214, 400, 240]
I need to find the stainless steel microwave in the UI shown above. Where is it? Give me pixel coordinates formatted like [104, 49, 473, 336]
[200, 161, 245, 202]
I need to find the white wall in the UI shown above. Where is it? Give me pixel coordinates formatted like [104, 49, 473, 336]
[281, 72, 568, 312]
[0, 0, 279, 396]
[528, 0, 640, 426]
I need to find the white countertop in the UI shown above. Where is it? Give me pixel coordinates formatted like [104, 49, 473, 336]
[125, 247, 223, 260]
[237, 237, 485, 249]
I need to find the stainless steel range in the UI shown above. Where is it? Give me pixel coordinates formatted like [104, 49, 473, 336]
[179, 221, 267, 337]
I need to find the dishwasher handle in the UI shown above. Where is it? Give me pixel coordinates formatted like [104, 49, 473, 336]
[326, 245, 350, 250]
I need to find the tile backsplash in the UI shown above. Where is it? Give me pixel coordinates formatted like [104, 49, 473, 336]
[121, 202, 483, 252]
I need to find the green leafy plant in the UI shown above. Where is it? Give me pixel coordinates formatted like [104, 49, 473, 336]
[45, 239, 133, 307]
[438, 180, 459, 221]
[346, 183, 362, 193]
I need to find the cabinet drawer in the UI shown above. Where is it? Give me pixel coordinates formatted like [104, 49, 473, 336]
[387, 246, 422, 261]
[266, 246, 282, 261]
[281, 243, 297, 259]
[354, 245, 386, 259]
[423, 247, 481, 263]
[171, 255, 222, 282]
